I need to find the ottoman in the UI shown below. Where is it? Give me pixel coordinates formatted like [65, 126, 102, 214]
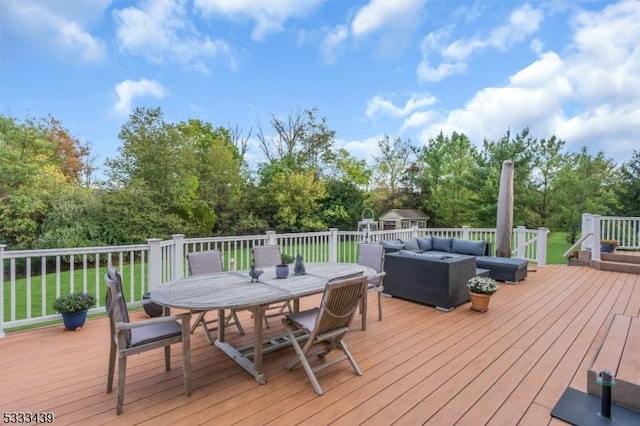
[475, 257, 528, 283]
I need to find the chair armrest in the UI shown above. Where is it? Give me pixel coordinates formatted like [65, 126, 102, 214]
[367, 271, 386, 280]
[116, 312, 191, 330]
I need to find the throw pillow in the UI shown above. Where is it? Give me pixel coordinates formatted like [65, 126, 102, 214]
[451, 238, 486, 256]
[400, 238, 420, 251]
[381, 241, 406, 253]
[417, 236, 433, 251]
[431, 236, 453, 252]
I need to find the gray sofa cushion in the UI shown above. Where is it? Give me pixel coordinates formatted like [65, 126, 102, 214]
[451, 238, 486, 256]
[398, 249, 419, 257]
[431, 236, 453, 252]
[381, 240, 406, 252]
[400, 238, 420, 251]
[417, 236, 432, 251]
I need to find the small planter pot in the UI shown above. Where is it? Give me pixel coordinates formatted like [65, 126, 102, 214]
[275, 264, 289, 279]
[61, 310, 88, 330]
[469, 292, 491, 312]
[601, 244, 616, 253]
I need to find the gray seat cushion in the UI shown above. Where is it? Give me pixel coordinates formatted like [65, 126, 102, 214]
[476, 256, 528, 270]
[130, 321, 182, 347]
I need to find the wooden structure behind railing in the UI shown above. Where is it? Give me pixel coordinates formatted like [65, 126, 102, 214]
[1, 226, 549, 335]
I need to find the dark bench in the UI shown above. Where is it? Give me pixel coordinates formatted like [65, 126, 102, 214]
[475, 256, 528, 283]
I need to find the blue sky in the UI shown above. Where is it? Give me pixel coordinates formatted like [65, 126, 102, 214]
[2, 0, 639, 171]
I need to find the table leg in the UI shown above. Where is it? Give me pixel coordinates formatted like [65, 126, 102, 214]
[253, 304, 266, 384]
[217, 309, 226, 342]
[214, 304, 267, 385]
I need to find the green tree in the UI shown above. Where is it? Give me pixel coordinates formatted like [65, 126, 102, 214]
[524, 135, 568, 228]
[472, 128, 536, 227]
[551, 148, 618, 242]
[616, 150, 640, 216]
[0, 115, 91, 248]
[414, 132, 479, 227]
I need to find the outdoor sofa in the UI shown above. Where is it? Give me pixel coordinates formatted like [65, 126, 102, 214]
[381, 236, 528, 283]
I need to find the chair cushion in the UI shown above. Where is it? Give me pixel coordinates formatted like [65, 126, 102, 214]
[431, 236, 453, 252]
[286, 307, 319, 332]
[400, 238, 420, 251]
[129, 321, 182, 347]
[451, 238, 486, 256]
[417, 236, 432, 251]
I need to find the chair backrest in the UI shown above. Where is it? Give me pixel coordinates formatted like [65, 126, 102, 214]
[252, 245, 282, 267]
[358, 243, 385, 285]
[187, 250, 223, 276]
[105, 266, 131, 346]
[313, 276, 368, 337]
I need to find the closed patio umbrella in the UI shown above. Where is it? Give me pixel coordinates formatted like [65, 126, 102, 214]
[495, 160, 514, 258]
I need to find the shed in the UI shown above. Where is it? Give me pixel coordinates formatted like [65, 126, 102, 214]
[379, 209, 430, 230]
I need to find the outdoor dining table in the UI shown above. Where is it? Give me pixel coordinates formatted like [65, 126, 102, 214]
[150, 262, 375, 384]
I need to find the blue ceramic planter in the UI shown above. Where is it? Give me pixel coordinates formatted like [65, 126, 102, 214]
[61, 310, 88, 330]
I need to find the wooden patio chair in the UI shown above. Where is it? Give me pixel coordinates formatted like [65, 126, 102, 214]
[252, 245, 294, 326]
[357, 243, 385, 330]
[104, 266, 191, 415]
[281, 275, 368, 395]
[187, 250, 244, 341]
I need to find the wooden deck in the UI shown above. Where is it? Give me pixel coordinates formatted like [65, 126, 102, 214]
[2, 265, 639, 425]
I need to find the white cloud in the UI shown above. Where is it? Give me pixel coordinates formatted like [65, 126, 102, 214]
[320, 25, 348, 64]
[366, 93, 437, 119]
[351, 0, 427, 37]
[2, 0, 108, 63]
[114, 79, 168, 114]
[412, 1, 640, 161]
[417, 4, 543, 82]
[114, 0, 234, 73]
[338, 135, 384, 164]
[194, 0, 324, 41]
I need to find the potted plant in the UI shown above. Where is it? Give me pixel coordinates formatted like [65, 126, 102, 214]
[467, 276, 498, 312]
[54, 292, 95, 330]
[276, 254, 294, 279]
[600, 239, 619, 253]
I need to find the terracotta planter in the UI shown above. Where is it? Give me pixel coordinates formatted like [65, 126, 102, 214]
[469, 292, 491, 312]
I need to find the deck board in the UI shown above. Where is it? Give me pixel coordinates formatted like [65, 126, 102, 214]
[1, 264, 639, 425]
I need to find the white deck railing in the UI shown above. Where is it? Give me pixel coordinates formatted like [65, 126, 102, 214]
[0, 226, 548, 335]
[580, 213, 640, 262]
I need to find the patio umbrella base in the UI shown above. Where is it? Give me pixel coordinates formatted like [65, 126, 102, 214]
[551, 387, 640, 425]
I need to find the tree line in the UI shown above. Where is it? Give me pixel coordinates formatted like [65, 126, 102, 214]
[1, 107, 638, 250]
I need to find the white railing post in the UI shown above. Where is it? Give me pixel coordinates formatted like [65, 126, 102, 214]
[516, 226, 526, 258]
[0, 244, 5, 338]
[147, 238, 162, 291]
[581, 213, 592, 251]
[410, 225, 419, 239]
[329, 228, 338, 262]
[266, 231, 277, 246]
[172, 234, 185, 280]
[462, 226, 470, 240]
[536, 228, 548, 267]
[592, 214, 602, 262]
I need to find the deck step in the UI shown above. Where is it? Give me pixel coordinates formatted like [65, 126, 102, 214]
[587, 314, 640, 411]
[596, 261, 640, 274]
[602, 252, 640, 265]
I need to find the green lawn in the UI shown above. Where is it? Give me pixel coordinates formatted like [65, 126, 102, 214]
[546, 231, 574, 264]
